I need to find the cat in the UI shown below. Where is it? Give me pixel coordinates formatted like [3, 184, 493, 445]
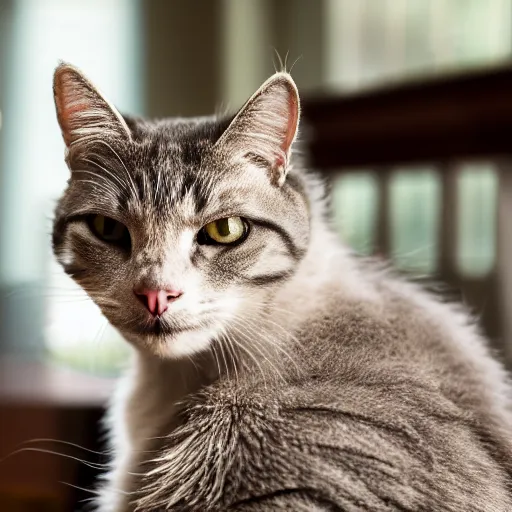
[52, 62, 512, 511]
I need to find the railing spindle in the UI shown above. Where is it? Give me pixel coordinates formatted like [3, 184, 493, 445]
[375, 169, 392, 258]
[438, 163, 458, 278]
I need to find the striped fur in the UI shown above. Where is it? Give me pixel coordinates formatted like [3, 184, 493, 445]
[51, 64, 512, 511]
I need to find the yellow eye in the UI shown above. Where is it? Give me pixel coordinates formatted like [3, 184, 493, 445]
[88, 215, 131, 248]
[201, 217, 248, 245]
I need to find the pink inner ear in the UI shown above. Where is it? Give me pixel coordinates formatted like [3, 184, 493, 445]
[60, 100, 90, 135]
[62, 101, 89, 123]
[59, 99, 90, 146]
[280, 93, 299, 155]
[55, 72, 92, 146]
[275, 154, 285, 168]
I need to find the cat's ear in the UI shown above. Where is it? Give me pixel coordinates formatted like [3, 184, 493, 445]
[215, 72, 300, 187]
[53, 63, 131, 148]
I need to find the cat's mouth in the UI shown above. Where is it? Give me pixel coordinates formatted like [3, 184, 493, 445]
[133, 318, 196, 337]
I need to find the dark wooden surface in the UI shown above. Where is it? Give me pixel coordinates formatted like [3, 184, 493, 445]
[302, 65, 512, 169]
[0, 358, 112, 510]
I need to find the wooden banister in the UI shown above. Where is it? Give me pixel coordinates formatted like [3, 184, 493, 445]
[302, 65, 512, 169]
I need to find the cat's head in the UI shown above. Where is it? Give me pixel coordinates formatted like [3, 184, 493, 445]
[52, 63, 310, 358]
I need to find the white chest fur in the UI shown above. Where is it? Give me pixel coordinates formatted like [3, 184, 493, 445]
[97, 351, 216, 512]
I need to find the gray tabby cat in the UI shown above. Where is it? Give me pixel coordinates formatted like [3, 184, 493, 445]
[52, 62, 512, 512]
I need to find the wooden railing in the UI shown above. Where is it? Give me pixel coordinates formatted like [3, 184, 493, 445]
[303, 65, 512, 168]
[302, 65, 512, 363]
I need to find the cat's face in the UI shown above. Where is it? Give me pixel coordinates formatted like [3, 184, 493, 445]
[52, 64, 309, 358]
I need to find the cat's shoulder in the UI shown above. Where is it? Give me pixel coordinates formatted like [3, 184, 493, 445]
[135, 363, 512, 512]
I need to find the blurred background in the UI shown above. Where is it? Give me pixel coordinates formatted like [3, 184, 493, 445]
[1, 0, 512, 509]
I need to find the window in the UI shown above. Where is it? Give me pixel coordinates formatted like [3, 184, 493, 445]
[325, 0, 512, 92]
[332, 172, 378, 256]
[457, 164, 498, 277]
[0, 0, 142, 374]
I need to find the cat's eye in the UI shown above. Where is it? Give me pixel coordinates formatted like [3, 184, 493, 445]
[87, 215, 131, 249]
[198, 217, 249, 245]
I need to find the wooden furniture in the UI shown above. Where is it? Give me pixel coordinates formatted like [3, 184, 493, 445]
[0, 358, 113, 511]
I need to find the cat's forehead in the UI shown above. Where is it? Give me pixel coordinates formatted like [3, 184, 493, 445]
[128, 116, 228, 170]
[129, 116, 230, 153]
[119, 116, 270, 223]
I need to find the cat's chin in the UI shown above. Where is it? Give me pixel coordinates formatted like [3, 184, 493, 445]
[127, 328, 215, 359]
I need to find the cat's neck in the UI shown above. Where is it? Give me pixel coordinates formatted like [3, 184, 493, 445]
[133, 347, 218, 398]
[272, 216, 375, 334]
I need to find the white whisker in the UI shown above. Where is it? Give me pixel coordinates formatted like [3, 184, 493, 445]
[21, 438, 113, 457]
[1, 447, 109, 471]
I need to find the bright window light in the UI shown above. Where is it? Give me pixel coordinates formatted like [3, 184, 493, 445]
[0, 0, 142, 374]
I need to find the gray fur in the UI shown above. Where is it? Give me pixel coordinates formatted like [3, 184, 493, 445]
[52, 63, 512, 511]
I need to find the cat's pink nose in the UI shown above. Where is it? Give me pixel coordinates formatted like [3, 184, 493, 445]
[134, 288, 183, 316]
